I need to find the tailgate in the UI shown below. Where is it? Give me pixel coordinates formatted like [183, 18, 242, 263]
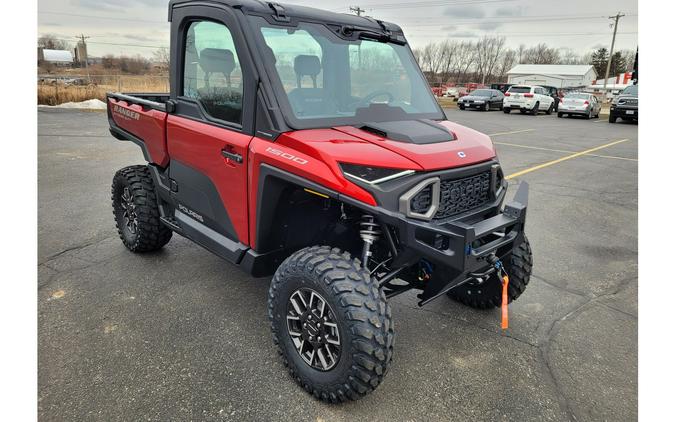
[107, 93, 170, 167]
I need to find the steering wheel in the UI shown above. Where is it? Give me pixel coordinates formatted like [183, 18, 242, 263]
[353, 90, 395, 109]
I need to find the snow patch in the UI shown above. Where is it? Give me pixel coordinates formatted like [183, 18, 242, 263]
[39, 99, 107, 110]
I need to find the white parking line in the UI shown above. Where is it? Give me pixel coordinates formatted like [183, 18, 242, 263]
[494, 141, 638, 162]
[488, 129, 535, 137]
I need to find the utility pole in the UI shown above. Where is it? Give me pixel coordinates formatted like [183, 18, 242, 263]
[602, 12, 625, 101]
[349, 6, 366, 16]
[75, 34, 91, 82]
[349, 6, 366, 69]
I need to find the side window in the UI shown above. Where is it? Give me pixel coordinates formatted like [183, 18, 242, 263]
[534, 88, 542, 95]
[183, 20, 244, 124]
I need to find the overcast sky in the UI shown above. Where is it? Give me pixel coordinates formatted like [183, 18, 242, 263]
[37, 0, 638, 58]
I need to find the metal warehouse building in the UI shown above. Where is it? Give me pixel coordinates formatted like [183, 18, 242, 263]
[506, 64, 597, 88]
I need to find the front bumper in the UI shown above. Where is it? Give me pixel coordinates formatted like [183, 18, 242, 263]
[611, 106, 638, 119]
[342, 181, 529, 305]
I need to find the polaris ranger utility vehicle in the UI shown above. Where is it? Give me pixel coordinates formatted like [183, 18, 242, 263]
[107, 0, 532, 402]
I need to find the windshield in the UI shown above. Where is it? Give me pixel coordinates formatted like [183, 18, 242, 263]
[622, 85, 638, 96]
[470, 89, 492, 97]
[249, 17, 443, 128]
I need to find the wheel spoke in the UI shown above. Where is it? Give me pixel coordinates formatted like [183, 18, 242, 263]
[317, 347, 329, 370]
[289, 295, 304, 315]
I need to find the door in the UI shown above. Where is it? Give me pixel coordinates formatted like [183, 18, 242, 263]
[167, 7, 257, 248]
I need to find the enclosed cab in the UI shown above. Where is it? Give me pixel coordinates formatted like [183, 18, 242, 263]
[106, 0, 533, 402]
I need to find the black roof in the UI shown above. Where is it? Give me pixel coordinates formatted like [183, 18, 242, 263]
[168, 0, 402, 33]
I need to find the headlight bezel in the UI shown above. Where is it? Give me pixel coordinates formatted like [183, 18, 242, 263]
[340, 163, 415, 185]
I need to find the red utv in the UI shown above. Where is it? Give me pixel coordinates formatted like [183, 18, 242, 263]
[106, 0, 533, 402]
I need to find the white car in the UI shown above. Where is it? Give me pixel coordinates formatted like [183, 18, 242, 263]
[503, 85, 555, 115]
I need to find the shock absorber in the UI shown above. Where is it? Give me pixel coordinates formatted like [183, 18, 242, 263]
[359, 214, 381, 269]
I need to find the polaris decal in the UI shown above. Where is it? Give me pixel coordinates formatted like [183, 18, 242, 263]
[266, 147, 308, 165]
[178, 204, 204, 223]
[112, 104, 140, 121]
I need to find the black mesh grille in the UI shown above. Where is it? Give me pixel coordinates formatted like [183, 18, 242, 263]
[410, 171, 492, 219]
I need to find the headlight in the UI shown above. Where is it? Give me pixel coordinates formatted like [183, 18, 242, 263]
[340, 163, 414, 185]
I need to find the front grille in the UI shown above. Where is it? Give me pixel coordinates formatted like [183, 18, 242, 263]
[411, 171, 492, 219]
[618, 98, 638, 106]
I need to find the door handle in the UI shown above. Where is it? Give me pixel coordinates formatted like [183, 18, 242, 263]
[221, 148, 243, 164]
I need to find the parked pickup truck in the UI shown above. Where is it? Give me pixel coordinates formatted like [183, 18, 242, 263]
[107, 0, 532, 402]
[609, 84, 638, 123]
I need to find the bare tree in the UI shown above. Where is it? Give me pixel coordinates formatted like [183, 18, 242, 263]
[559, 48, 583, 65]
[153, 47, 170, 69]
[38, 34, 71, 50]
[454, 41, 475, 84]
[496, 49, 516, 81]
[523, 43, 560, 64]
[517, 44, 526, 64]
[474, 36, 505, 83]
[438, 40, 458, 81]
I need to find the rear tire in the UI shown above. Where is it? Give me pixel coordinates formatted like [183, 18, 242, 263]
[111, 165, 172, 252]
[557, 112, 563, 118]
[269, 246, 394, 402]
[447, 236, 533, 309]
[503, 107, 511, 114]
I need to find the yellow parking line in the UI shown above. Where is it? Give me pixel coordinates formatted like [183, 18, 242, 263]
[488, 129, 535, 137]
[495, 141, 638, 162]
[505, 139, 631, 179]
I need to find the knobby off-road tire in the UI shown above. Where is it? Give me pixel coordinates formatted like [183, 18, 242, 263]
[111, 165, 172, 252]
[268, 246, 394, 402]
[448, 236, 533, 309]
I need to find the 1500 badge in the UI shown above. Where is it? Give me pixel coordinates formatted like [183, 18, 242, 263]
[266, 147, 308, 165]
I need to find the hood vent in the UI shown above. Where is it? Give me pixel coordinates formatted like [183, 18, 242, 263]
[359, 120, 455, 145]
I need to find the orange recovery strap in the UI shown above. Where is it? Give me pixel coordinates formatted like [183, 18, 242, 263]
[501, 274, 510, 329]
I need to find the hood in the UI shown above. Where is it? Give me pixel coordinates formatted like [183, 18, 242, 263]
[333, 120, 496, 171]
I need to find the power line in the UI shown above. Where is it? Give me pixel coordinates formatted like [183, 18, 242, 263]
[39, 11, 165, 24]
[392, 13, 638, 28]
[409, 31, 637, 39]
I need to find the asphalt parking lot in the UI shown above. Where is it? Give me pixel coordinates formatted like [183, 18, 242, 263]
[38, 107, 638, 421]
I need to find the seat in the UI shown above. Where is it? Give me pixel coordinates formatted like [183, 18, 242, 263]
[287, 55, 335, 117]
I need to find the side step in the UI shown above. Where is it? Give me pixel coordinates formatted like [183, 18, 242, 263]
[160, 216, 181, 231]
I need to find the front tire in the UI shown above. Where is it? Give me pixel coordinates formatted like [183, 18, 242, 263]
[557, 112, 564, 118]
[530, 102, 539, 115]
[546, 103, 554, 115]
[503, 107, 511, 114]
[483, 103, 490, 111]
[111, 165, 172, 252]
[448, 236, 533, 309]
[609, 112, 617, 123]
[269, 246, 394, 402]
